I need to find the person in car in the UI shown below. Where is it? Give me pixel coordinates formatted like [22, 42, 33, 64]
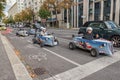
[84, 27, 94, 40]
[95, 34, 100, 39]
[40, 27, 47, 36]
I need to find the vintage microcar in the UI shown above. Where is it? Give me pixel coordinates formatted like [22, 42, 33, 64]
[32, 34, 59, 47]
[16, 29, 29, 37]
[69, 36, 114, 57]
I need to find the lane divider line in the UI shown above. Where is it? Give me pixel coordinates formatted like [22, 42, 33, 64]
[43, 48, 82, 67]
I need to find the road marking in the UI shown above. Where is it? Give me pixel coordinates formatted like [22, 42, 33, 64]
[29, 53, 47, 62]
[43, 48, 81, 66]
[25, 44, 36, 49]
[45, 51, 120, 80]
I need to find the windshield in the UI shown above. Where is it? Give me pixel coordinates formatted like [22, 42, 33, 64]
[105, 21, 119, 29]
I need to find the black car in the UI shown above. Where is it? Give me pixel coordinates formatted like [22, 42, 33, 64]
[78, 21, 120, 47]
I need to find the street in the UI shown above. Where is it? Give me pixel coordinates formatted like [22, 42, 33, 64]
[1, 28, 120, 80]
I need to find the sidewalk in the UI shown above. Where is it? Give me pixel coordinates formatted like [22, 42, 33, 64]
[0, 33, 33, 80]
[0, 34, 16, 80]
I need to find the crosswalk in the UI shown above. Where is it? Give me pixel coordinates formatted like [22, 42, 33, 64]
[45, 51, 120, 80]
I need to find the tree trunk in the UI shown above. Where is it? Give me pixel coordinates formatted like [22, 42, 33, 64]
[55, 10, 58, 27]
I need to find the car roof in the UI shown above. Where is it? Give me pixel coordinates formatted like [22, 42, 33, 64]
[83, 20, 112, 27]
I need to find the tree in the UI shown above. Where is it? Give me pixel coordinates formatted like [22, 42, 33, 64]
[41, 0, 76, 27]
[2, 17, 9, 24]
[8, 16, 15, 23]
[38, 7, 51, 19]
[0, 0, 6, 18]
[25, 8, 33, 22]
[14, 13, 21, 22]
[2, 16, 14, 25]
[41, 0, 62, 27]
[18, 8, 33, 22]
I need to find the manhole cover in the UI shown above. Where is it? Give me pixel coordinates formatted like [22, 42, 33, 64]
[34, 68, 47, 75]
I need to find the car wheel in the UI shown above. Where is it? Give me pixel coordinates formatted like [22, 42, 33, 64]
[40, 41, 44, 47]
[90, 48, 99, 57]
[111, 36, 120, 47]
[69, 42, 76, 50]
[55, 39, 59, 45]
[27, 34, 30, 36]
[32, 38, 37, 44]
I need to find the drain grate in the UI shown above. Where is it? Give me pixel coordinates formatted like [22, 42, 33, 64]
[34, 68, 47, 75]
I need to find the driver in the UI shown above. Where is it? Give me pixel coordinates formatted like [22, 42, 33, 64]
[40, 27, 47, 36]
[84, 27, 94, 40]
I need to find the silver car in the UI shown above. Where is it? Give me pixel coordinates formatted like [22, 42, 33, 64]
[16, 29, 29, 37]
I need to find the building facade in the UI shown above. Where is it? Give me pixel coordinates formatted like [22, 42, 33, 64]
[8, 2, 18, 18]
[71, 0, 120, 28]
[16, 0, 25, 13]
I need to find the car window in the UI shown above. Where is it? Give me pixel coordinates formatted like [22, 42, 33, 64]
[89, 22, 107, 29]
[105, 21, 119, 29]
[89, 23, 100, 28]
[99, 23, 107, 29]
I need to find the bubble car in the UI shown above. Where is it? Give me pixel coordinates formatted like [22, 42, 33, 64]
[16, 28, 29, 37]
[32, 33, 59, 47]
[69, 36, 114, 57]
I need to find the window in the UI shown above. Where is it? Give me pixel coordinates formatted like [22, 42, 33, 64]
[105, 21, 119, 29]
[89, 22, 107, 29]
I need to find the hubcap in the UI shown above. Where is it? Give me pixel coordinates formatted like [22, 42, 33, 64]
[91, 50, 96, 56]
[111, 36, 120, 47]
[69, 44, 73, 49]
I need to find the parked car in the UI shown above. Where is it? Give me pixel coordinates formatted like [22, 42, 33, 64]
[32, 33, 59, 47]
[69, 36, 114, 57]
[78, 21, 120, 47]
[0, 24, 7, 30]
[16, 29, 29, 37]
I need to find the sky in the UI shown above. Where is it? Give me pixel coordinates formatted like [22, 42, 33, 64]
[4, 0, 16, 16]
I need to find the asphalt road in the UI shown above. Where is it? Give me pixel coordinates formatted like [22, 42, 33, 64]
[4, 28, 120, 80]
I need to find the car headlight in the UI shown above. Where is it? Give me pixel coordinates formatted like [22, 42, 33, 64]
[100, 43, 106, 48]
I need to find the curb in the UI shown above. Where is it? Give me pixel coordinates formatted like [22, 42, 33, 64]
[0, 33, 33, 80]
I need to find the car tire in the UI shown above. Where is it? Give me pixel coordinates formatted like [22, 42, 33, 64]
[40, 41, 44, 47]
[69, 42, 76, 50]
[16, 33, 18, 36]
[55, 39, 59, 45]
[90, 48, 99, 57]
[111, 36, 120, 47]
[27, 34, 30, 36]
[32, 38, 37, 44]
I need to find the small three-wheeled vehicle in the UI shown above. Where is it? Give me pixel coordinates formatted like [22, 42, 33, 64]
[69, 36, 114, 57]
[16, 28, 29, 37]
[32, 33, 59, 47]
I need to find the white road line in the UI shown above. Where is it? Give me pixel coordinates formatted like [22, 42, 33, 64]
[45, 51, 120, 80]
[43, 48, 81, 66]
